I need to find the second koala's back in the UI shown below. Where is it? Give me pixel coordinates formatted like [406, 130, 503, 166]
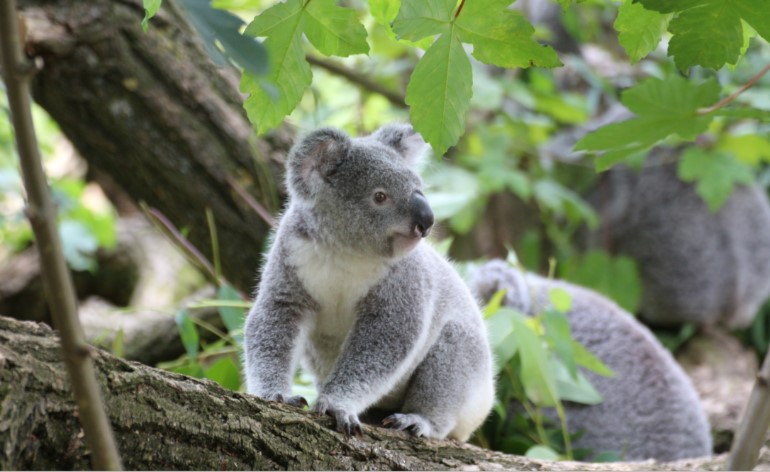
[593, 151, 770, 328]
[469, 260, 712, 462]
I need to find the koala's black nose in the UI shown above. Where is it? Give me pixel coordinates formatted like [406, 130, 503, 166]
[410, 191, 434, 238]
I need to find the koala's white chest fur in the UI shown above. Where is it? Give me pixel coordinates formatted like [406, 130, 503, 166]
[288, 236, 389, 379]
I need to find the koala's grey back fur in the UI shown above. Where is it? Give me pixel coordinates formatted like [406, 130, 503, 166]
[593, 150, 770, 328]
[244, 125, 494, 441]
[469, 260, 712, 461]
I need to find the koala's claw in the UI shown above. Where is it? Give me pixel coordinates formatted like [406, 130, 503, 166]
[312, 396, 362, 438]
[268, 393, 308, 409]
[382, 413, 433, 437]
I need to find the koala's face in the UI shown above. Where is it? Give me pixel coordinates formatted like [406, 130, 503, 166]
[287, 125, 434, 258]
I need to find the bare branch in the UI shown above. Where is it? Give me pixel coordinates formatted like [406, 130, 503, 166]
[727, 349, 770, 470]
[0, 2, 122, 469]
[306, 54, 408, 109]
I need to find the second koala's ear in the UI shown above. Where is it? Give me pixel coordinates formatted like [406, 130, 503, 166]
[287, 127, 351, 198]
[371, 124, 430, 168]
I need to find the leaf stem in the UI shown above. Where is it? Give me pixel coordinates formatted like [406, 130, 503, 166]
[454, 0, 467, 19]
[698, 63, 770, 115]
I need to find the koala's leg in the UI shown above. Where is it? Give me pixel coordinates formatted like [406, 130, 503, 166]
[313, 290, 430, 436]
[384, 321, 494, 440]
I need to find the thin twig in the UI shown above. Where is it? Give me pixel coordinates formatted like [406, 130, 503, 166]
[698, 63, 770, 115]
[726, 349, 770, 470]
[140, 203, 220, 284]
[0, 3, 122, 470]
[225, 174, 276, 228]
[305, 54, 407, 109]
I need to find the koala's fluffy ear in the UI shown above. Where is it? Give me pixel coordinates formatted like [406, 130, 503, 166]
[371, 124, 430, 168]
[287, 127, 351, 198]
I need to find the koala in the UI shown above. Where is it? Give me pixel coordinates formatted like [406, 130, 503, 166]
[243, 125, 495, 441]
[590, 148, 770, 328]
[469, 260, 713, 462]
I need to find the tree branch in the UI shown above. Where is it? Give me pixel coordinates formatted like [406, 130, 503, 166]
[0, 315, 741, 471]
[306, 54, 408, 109]
[727, 349, 770, 470]
[0, 3, 121, 469]
[698, 63, 770, 115]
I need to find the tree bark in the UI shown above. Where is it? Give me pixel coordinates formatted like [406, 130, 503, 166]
[17, 0, 293, 294]
[0, 315, 741, 471]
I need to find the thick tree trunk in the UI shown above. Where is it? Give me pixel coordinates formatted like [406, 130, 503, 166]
[0, 315, 738, 470]
[17, 0, 293, 294]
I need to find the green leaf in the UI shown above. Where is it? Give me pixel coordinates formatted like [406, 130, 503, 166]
[638, 0, 770, 69]
[142, 0, 163, 32]
[551, 358, 604, 405]
[483, 289, 508, 319]
[304, 0, 369, 56]
[181, 0, 268, 76]
[572, 341, 614, 378]
[614, 0, 669, 63]
[716, 134, 770, 166]
[59, 220, 99, 272]
[242, 0, 311, 134]
[560, 250, 641, 314]
[406, 29, 472, 156]
[204, 356, 242, 390]
[241, 0, 308, 133]
[525, 445, 561, 460]
[485, 308, 519, 371]
[533, 179, 598, 228]
[512, 313, 558, 407]
[169, 363, 206, 378]
[369, 0, 400, 24]
[217, 284, 246, 340]
[543, 308, 576, 379]
[622, 74, 720, 120]
[175, 309, 200, 358]
[392, 0, 455, 41]
[455, 0, 560, 68]
[576, 76, 720, 167]
[548, 288, 572, 313]
[677, 148, 754, 211]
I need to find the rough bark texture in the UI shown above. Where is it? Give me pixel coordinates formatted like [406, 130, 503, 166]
[0, 315, 743, 471]
[18, 0, 294, 294]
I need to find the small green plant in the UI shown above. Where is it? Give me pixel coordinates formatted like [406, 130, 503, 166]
[474, 258, 614, 461]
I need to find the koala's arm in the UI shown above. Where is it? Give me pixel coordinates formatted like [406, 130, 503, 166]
[244, 254, 316, 403]
[317, 271, 429, 415]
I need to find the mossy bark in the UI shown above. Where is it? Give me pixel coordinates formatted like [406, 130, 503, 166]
[17, 0, 292, 294]
[0, 315, 739, 470]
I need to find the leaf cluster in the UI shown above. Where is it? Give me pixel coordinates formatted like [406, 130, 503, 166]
[476, 261, 615, 460]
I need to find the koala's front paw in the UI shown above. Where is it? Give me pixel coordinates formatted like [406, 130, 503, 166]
[312, 395, 362, 437]
[382, 413, 434, 437]
[265, 393, 309, 408]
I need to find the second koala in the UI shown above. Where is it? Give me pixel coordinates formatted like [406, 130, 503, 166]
[470, 260, 713, 461]
[244, 125, 494, 440]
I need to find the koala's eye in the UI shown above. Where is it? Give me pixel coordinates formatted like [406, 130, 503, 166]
[373, 191, 388, 204]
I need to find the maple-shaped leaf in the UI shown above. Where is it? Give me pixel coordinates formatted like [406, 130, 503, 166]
[392, 0, 455, 41]
[638, 0, 770, 69]
[304, 0, 369, 57]
[241, 0, 368, 134]
[406, 30, 473, 157]
[575, 75, 720, 170]
[455, 0, 560, 68]
[394, 0, 558, 155]
[615, 0, 670, 63]
[678, 148, 754, 211]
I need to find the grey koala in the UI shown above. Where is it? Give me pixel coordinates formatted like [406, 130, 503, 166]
[591, 149, 770, 328]
[243, 124, 495, 440]
[469, 260, 713, 461]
